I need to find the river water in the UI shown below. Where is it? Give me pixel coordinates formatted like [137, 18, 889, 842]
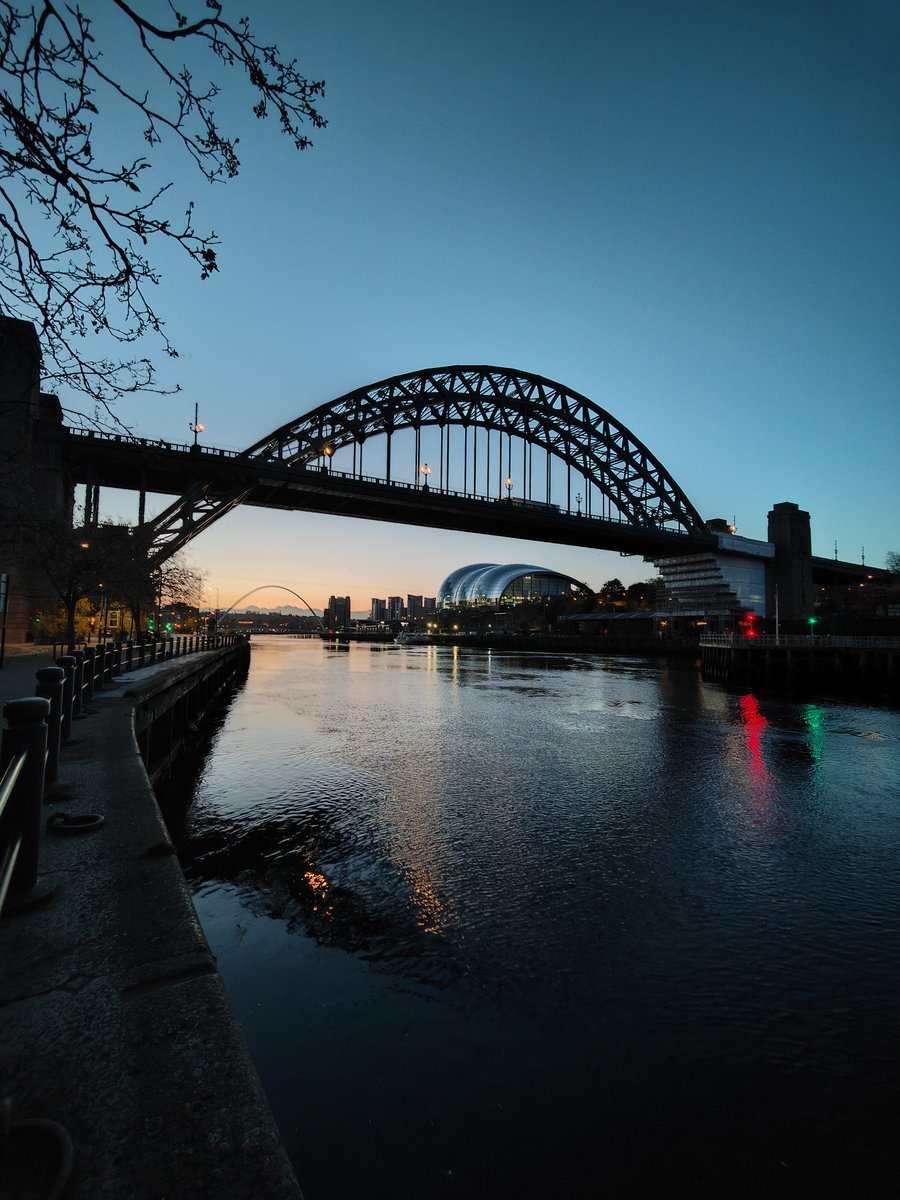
[177, 636, 900, 1199]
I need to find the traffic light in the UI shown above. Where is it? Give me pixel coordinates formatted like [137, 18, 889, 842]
[147, 617, 155, 632]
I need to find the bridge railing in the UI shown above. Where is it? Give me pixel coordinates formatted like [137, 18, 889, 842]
[66, 427, 242, 458]
[306, 466, 694, 533]
[699, 634, 900, 649]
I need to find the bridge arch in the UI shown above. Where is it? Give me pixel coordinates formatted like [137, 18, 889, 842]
[244, 366, 704, 529]
[219, 585, 325, 630]
[146, 366, 706, 563]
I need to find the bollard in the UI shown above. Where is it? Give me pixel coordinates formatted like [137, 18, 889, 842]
[70, 649, 85, 718]
[35, 667, 65, 785]
[1, 696, 53, 912]
[56, 655, 76, 742]
[103, 641, 114, 685]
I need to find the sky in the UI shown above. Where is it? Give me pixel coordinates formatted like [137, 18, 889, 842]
[89, 0, 899, 614]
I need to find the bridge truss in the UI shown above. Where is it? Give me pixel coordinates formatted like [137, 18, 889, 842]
[142, 366, 708, 566]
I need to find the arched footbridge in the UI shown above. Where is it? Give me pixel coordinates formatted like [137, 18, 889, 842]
[54, 366, 717, 567]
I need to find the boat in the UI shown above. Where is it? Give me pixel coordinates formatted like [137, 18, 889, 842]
[395, 628, 432, 645]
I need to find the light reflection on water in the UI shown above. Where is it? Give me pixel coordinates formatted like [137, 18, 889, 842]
[179, 637, 900, 1199]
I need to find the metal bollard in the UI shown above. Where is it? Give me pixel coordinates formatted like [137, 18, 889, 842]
[70, 649, 85, 718]
[1, 696, 53, 912]
[56, 655, 76, 742]
[35, 667, 65, 784]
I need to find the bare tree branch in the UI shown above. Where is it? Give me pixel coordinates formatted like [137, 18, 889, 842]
[0, 1, 325, 425]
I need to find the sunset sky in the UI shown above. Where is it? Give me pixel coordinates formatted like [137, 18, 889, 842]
[93, 0, 899, 614]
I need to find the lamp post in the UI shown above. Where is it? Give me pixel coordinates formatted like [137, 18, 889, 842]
[189, 403, 205, 448]
[576, 492, 582, 516]
[420, 462, 432, 490]
[505, 476, 513, 501]
[323, 443, 334, 473]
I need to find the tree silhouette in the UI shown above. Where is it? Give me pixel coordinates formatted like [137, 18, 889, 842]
[0, 1, 325, 426]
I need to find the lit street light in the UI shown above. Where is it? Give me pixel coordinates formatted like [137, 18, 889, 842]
[420, 462, 432, 490]
[189, 402, 205, 447]
[505, 476, 513, 501]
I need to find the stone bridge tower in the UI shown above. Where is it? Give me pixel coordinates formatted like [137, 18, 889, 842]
[767, 501, 814, 624]
[0, 317, 71, 642]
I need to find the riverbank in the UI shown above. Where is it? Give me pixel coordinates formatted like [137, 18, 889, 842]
[0, 646, 302, 1199]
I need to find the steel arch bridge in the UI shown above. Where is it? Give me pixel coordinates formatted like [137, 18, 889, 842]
[141, 365, 710, 566]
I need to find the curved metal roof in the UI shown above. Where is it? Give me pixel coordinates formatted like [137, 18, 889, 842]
[438, 563, 589, 607]
[437, 563, 495, 607]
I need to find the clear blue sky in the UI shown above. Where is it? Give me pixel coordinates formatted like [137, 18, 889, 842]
[96, 0, 899, 613]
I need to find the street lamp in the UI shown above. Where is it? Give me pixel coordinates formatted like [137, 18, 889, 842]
[505, 476, 513, 501]
[189, 402, 206, 448]
[575, 492, 582, 516]
[420, 462, 432, 490]
[323, 443, 334, 473]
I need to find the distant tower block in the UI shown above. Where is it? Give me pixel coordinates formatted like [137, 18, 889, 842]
[768, 501, 813, 622]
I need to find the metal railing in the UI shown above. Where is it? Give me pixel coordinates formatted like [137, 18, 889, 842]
[0, 633, 244, 917]
[0, 697, 51, 916]
[700, 634, 900, 649]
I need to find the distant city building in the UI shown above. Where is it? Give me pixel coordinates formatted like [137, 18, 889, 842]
[325, 594, 351, 628]
[438, 564, 590, 608]
[370, 598, 386, 622]
[387, 595, 404, 621]
[407, 594, 424, 620]
[424, 597, 437, 612]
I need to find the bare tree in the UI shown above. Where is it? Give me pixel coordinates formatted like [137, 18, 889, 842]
[0, 1, 325, 427]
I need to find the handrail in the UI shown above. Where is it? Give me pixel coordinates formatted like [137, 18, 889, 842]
[0, 698, 51, 916]
[0, 748, 27, 913]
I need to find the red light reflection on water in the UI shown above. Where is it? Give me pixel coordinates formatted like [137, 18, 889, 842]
[738, 693, 774, 825]
[739, 694, 767, 772]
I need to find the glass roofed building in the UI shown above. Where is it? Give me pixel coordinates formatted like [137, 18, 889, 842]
[438, 563, 590, 609]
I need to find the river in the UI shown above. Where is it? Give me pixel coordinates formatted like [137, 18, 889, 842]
[176, 636, 900, 1199]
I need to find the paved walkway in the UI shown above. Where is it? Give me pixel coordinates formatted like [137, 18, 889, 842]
[1, 645, 303, 1198]
[0, 643, 55, 708]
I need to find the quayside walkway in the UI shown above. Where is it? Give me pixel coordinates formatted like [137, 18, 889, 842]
[0, 642, 302, 1199]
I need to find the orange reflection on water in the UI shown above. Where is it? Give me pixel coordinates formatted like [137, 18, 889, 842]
[302, 869, 334, 918]
[405, 864, 445, 935]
